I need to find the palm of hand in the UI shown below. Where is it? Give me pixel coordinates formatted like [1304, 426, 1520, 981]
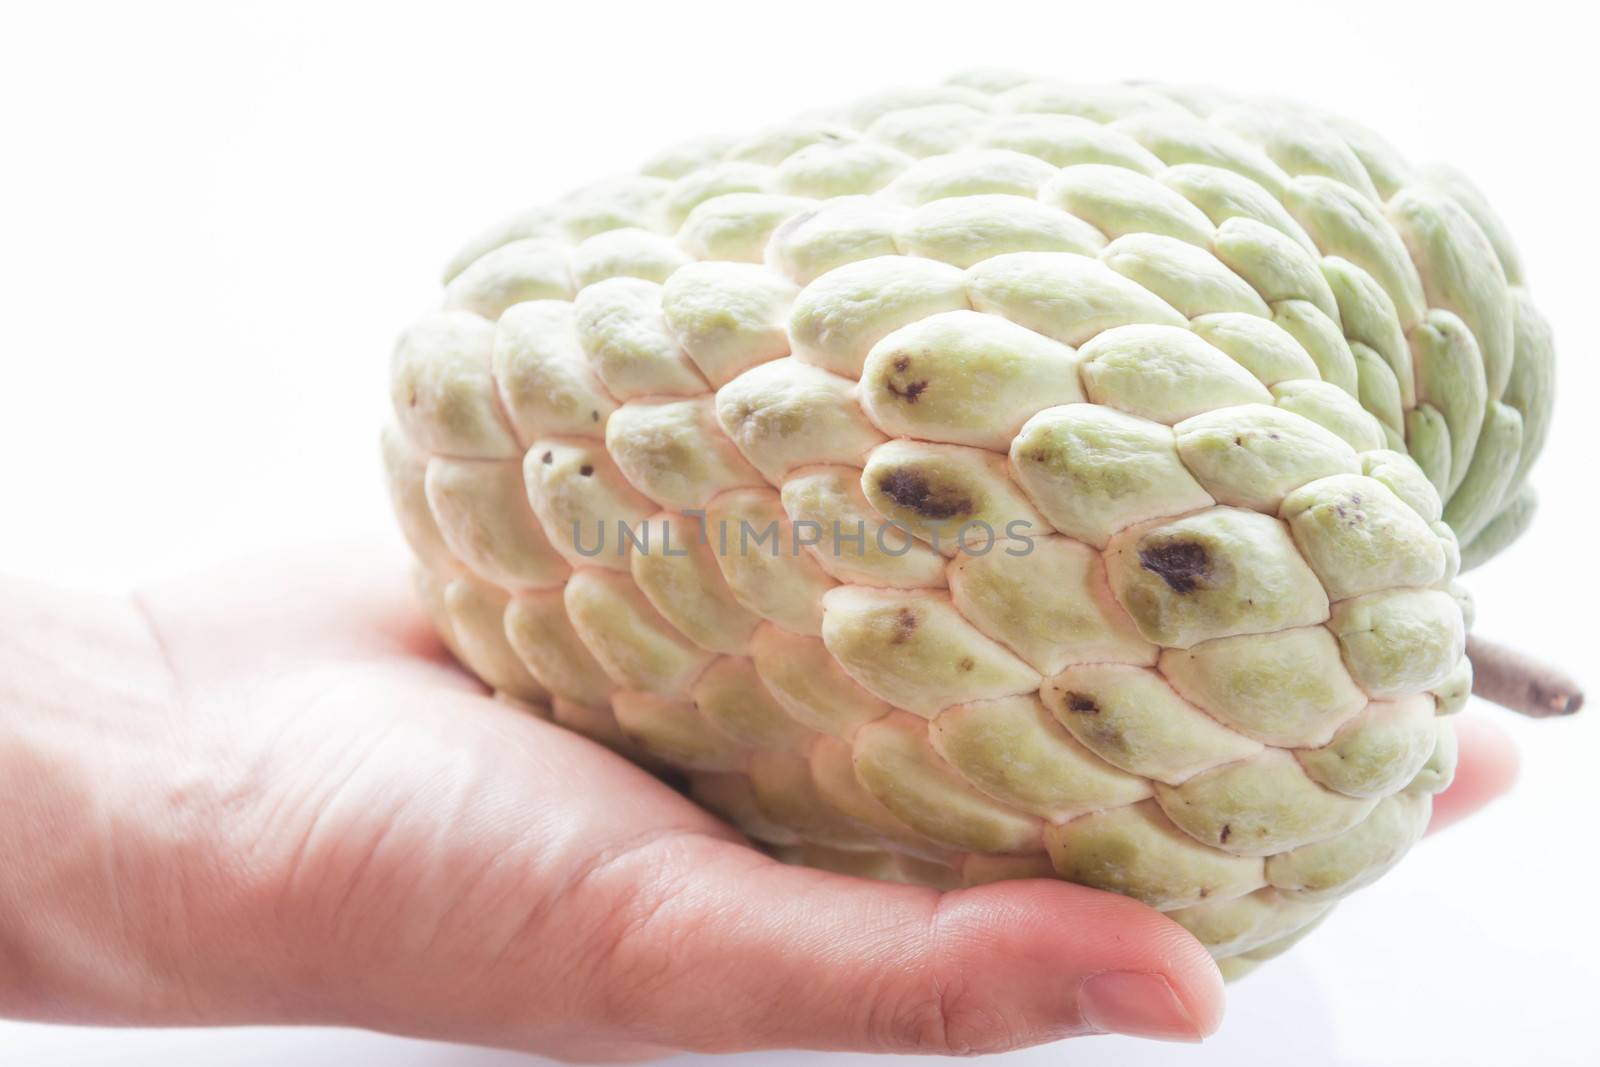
[140, 545, 752, 1060]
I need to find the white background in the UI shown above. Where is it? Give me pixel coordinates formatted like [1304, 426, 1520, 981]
[2, 1, 1597, 1064]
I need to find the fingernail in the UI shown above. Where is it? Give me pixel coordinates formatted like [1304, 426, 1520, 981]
[1077, 971, 1203, 1043]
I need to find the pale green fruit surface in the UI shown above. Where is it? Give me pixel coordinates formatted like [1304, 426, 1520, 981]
[384, 72, 1554, 974]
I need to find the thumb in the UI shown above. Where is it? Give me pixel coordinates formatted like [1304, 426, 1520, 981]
[583, 836, 1224, 1054]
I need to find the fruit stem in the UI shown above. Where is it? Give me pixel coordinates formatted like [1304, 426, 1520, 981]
[1466, 635, 1585, 718]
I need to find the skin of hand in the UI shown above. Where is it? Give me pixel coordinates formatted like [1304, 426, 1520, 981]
[0, 543, 1520, 1060]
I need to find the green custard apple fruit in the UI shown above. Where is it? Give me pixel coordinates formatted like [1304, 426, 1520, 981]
[382, 72, 1573, 980]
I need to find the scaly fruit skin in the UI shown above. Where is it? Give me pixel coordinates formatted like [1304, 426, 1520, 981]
[383, 73, 1554, 973]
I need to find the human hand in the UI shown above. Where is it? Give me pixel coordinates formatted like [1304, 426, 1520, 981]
[0, 543, 1519, 1059]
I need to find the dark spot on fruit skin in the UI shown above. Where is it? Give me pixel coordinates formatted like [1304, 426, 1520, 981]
[591, 410, 600, 422]
[887, 379, 928, 403]
[541, 450, 554, 464]
[1335, 493, 1369, 526]
[885, 355, 928, 403]
[407, 387, 419, 408]
[877, 468, 973, 520]
[1199, 887, 1210, 899]
[1220, 824, 1232, 844]
[958, 657, 975, 672]
[1138, 540, 1211, 594]
[890, 608, 918, 645]
[579, 464, 594, 477]
[1268, 432, 1280, 440]
[1234, 436, 1243, 446]
[1065, 692, 1099, 714]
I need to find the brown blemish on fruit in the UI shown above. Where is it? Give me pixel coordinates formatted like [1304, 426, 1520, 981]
[958, 656, 975, 672]
[877, 468, 972, 520]
[541, 450, 554, 464]
[885, 355, 928, 403]
[1220, 824, 1232, 844]
[1138, 540, 1211, 594]
[890, 608, 918, 645]
[1065, 692, 1099, 714]
[579, 464, 595, 477]
[591, 410, 600, 422]
[1335, 493, 1367, 526]
[887, 379, 928, 403]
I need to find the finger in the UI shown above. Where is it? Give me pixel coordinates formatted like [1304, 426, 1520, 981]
[576, 838, 1222, 1054]
[1428, 716, 1520, 835]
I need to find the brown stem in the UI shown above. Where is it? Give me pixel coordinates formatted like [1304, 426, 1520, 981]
[1466, 635, 1585, 718]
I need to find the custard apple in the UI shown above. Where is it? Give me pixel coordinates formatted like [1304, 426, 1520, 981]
[382, 72, 1566, 980]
